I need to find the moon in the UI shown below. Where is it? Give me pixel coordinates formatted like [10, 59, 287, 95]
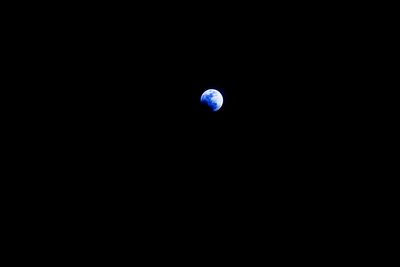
[200, 89, 223, 112]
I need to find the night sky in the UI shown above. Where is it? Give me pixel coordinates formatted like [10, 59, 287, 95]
[24, 4, 373, 252]
[49, 6, 362, 207]
[67, 44, 354, 202]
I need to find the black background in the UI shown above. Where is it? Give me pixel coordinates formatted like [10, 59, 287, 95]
[37, 7, 360, 198]
[13, 3, 377, 255]
[50, 6, 360, 181]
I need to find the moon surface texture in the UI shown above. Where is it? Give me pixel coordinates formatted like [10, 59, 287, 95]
[200, 89, 223, 112]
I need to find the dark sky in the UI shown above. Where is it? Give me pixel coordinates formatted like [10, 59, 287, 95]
[12, 3, 381, 254]
[66, 41, 355, 194]
[25, 2, 374, 239]
[51, 5, 363, 195]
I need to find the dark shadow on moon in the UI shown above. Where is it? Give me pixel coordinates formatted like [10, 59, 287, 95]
[199, 101, 213, 113]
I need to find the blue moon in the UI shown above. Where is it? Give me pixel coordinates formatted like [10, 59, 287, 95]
[200, 89, 223, 112]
